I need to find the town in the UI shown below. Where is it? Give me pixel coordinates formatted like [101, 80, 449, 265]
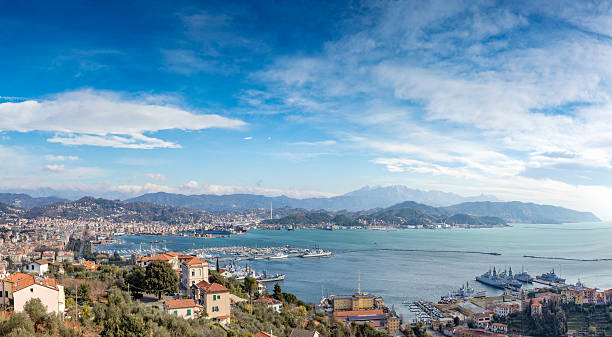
[3, 214, 612, 337]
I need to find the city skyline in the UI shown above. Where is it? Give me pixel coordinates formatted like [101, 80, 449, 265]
[2, 1, 612, 218]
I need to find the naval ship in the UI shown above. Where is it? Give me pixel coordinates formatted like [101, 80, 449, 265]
[536, 269, 566, 284]
[476, 267, 523, 289]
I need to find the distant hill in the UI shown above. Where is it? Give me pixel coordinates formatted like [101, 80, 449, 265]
[0, 193, 69, 209]
[264, 201, 508, 227]
[443, 201, 600, 224]
[128, 185, 499, 212]
[23, 197, 212, 225]
[265, 199, 599, 226]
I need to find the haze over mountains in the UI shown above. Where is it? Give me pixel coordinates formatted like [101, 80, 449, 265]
[0, 185, 600, 224]
[127, 185, 500, 212]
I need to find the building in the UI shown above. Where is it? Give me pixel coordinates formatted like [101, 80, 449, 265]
[163, 298, 202, 319]
[136, 252, 178, 269]
[494, 304, 510, 317]
[491, 323, 508, 334]
[289, 328, 320, 337]
[453, 327, 508, 337]
[473, 312, 493, 329]
[181, 257, 208, 289]
[193, 281, 230, 324]
[254, 332, 277, 337]
[56, 251, 74, 263]
[254, 297, 283, 313]
[333, 309, 399, 334]
[331, 293, 381, 312]
[0, 273, 65, 314]
[23, 259, 50, 276]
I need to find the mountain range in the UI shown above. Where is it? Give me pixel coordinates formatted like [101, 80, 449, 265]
[0, 185, 600, 225]
[127, 185, 500, 212]
[265, 200, 600, 226]
[0, 197, 211, 225]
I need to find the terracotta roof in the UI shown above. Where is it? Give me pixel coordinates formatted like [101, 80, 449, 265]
[3, 273, 58, 292]
[34, 259, 50, 265]
[254, 298, 282, 305]
[195, 281, 229, 293]
[254, 332, 277, 337]
[333, 309, 383, 318]
[164, 298, 201, 310]
[165, 251, 179, 257]
[184, 257, 207, 265]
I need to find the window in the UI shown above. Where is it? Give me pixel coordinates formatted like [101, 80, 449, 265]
[187, 309, 191, 316]
[213, 294, 216, 300]
[30, 288, 33, 292]
[212, 306, 219, 312]
[192, 271, 195, 276]
[173, 311, 178, 316]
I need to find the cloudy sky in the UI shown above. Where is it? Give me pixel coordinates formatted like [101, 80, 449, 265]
[2, 0, 612, 218]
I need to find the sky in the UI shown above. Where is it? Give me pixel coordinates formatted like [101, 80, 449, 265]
[2, 0, 612, 218]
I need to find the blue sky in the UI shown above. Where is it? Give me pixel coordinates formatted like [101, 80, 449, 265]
[2, 0, 612, 218]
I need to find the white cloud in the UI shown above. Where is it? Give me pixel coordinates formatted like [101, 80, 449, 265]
[44, 155, 79, 161]
[0, 89, 246, 149]
[146, 173, 166, 182]
[43, 164, 65, 174]
[243, 136, 253, 140]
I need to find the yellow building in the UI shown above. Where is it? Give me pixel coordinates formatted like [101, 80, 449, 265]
[332, 293, 378, 311]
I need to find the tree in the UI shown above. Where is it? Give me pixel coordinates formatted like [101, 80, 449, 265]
[0, 313, 35, 336]
[24, 298, 48, 333]
[244, 277, 257, 297]
[216, 257, 220, 272]
[125, 265, 146, 296]
[78, 282, 91, 301]
[273, 283, 282, 300]
[145, 260, 178, 299]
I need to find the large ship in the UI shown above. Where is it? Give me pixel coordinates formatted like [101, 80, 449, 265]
[514, 267, 533, 283]
[302, 248, 333, 258]
[536, 269, 566, 284]
[257, 270, 286, 282]
[441, 281, 486, 301]
[476, 267, 523, 289]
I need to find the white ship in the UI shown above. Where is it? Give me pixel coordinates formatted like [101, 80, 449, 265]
[302, 249, 333, 258]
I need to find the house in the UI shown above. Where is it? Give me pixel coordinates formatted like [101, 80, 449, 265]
[254, 332, 277, 337]
[494, 304, 510, 317]
[0, 273, 65, 314]
[491, 323, 508, 334]
[181, 257, 208, 290]
[137, 252, 177, 269]
[163, 298, 202, 319]
[23, 259, 50, 276]
[218, 268, 233, 278]
[531, 302, 542, 317]
[56, 251, 74, 263]
[254, 297, 283, 313]
[289, 328, 320, 337]
[473, 311, 493, 329]
[193, 281, 230, 324]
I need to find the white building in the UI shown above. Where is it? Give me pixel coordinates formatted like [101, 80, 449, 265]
[1, 273, 65, 314]
[23, 259, 50, 276]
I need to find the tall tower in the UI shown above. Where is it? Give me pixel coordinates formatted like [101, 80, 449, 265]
[270, 201, 273, 220]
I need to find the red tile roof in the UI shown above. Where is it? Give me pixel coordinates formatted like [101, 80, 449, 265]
[3, 273, 59, 292]
[164, 298, 202, 309]
[184, 257, 207, 265]
[195, 281, 229, 293]
[254, 332, 277, 337]
[254, 298, 282, 305]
